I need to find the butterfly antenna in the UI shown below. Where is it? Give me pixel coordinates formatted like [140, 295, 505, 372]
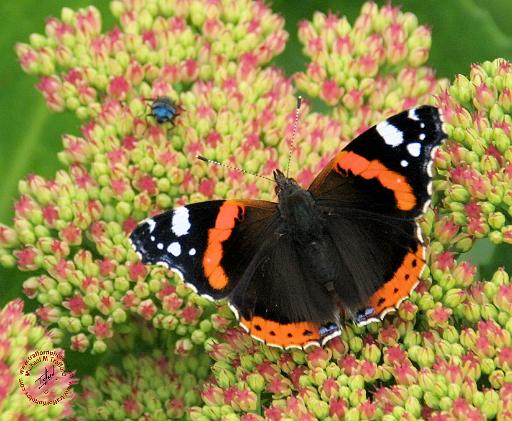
[197, 156, 275, 183]
[286, 96, 302, 178]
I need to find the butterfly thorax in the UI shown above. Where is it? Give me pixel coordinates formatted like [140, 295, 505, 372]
[274, 169, 324, 244]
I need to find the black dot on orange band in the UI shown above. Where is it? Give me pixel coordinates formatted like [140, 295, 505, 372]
[337, 164, 347, 175]
[393, 288, 399, 293]
[254, 325, 262, 331]
[412, 259, 417, 267]
[303, 330, 313, 336]
[269, 331, 276, 336]
[378, 297, 386, 305]
[405, 274, 410, 280]
[287, 333, 293, 338]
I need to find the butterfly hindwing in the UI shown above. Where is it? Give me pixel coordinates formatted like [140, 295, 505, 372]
[229, 232, 341, 348]
[308, 106, 445, 322]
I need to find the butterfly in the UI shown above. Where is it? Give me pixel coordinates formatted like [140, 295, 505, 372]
[129, 105, 446, 349]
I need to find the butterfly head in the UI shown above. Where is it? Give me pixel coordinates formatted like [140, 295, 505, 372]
[273, 169, 301, 198]
[274, 169, 318, 235]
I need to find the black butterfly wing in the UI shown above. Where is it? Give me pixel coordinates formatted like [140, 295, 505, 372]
[228, 232, 341, 349]
[129, 200, 278, 299]
[308, 106, 446, 322]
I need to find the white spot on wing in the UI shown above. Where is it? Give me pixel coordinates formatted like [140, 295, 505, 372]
[171, 268, 184, 281]
[376, 121, 403, 147]
[156, 261, 169, 269]
[146, 218, 156, 233]
[416, 223, 424, 245]
[422, 199, 432, 214]
[320, 329, 342, 346]
[189, 248, 196, 256]
[167, 242, 181, 256]
[172, 207, 191, 237]
[228, 303, 239, 320]
[354, 316, 380, 327]
[303, 341, 320, 350]
[407, 142, 421, 157]
[419, 133, 426, 140]
[408, 109, 419, 121]
[184, 281, 197, 293]
[400, 160, 409, 167]
[251, 334, 266, 344]
[266, 342, 284, 350]
[427, 145, 438, 178]
[285, 344, 302, 350]
[157, 243, 164, 250]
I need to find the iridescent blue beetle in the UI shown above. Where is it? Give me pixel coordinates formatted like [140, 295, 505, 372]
[146, 96, 182, 126]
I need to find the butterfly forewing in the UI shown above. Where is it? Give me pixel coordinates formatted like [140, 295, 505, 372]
[129, 200, 277, 299]
[310, 106, 443, 216]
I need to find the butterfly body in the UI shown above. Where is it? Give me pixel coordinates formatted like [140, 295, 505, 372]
[130, 106, 446, 349]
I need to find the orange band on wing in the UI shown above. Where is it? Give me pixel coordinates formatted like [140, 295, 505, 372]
[334, 151, 416, 211]
[369, 245, 425, 315]
[203, 201, 245, 290]
[240, 316, 320, 348]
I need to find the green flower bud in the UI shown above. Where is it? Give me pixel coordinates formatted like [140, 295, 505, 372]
[349, 336, 363, 353]
[362, 343, 382, 363]
[443, 288, 465, 308]
[438, 396, 452, 411]
[491, 268, 509, 285]
[404, 396, 421, 417]
[247, 373, 265, 393]
[481, 390, 499, 418]
[344, 407, 361, 421]
[307, 398, 330, 418]
[93, 339, 107, 353]
[423, 391, 439, 409]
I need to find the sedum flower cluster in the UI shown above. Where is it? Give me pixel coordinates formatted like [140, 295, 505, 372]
[74, 349, 210, 420]
[190, 57, 512, 420]
[0, 0, 510, 419]
[0, 299, 75, 420]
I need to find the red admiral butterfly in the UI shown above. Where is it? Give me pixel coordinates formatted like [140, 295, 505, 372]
[130, 106, 446, 349]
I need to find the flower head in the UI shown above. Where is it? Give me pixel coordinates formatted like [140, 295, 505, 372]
[2, 0, 512, 419]
[0, 299, 76, 419]
[74, 349, 210, 419]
